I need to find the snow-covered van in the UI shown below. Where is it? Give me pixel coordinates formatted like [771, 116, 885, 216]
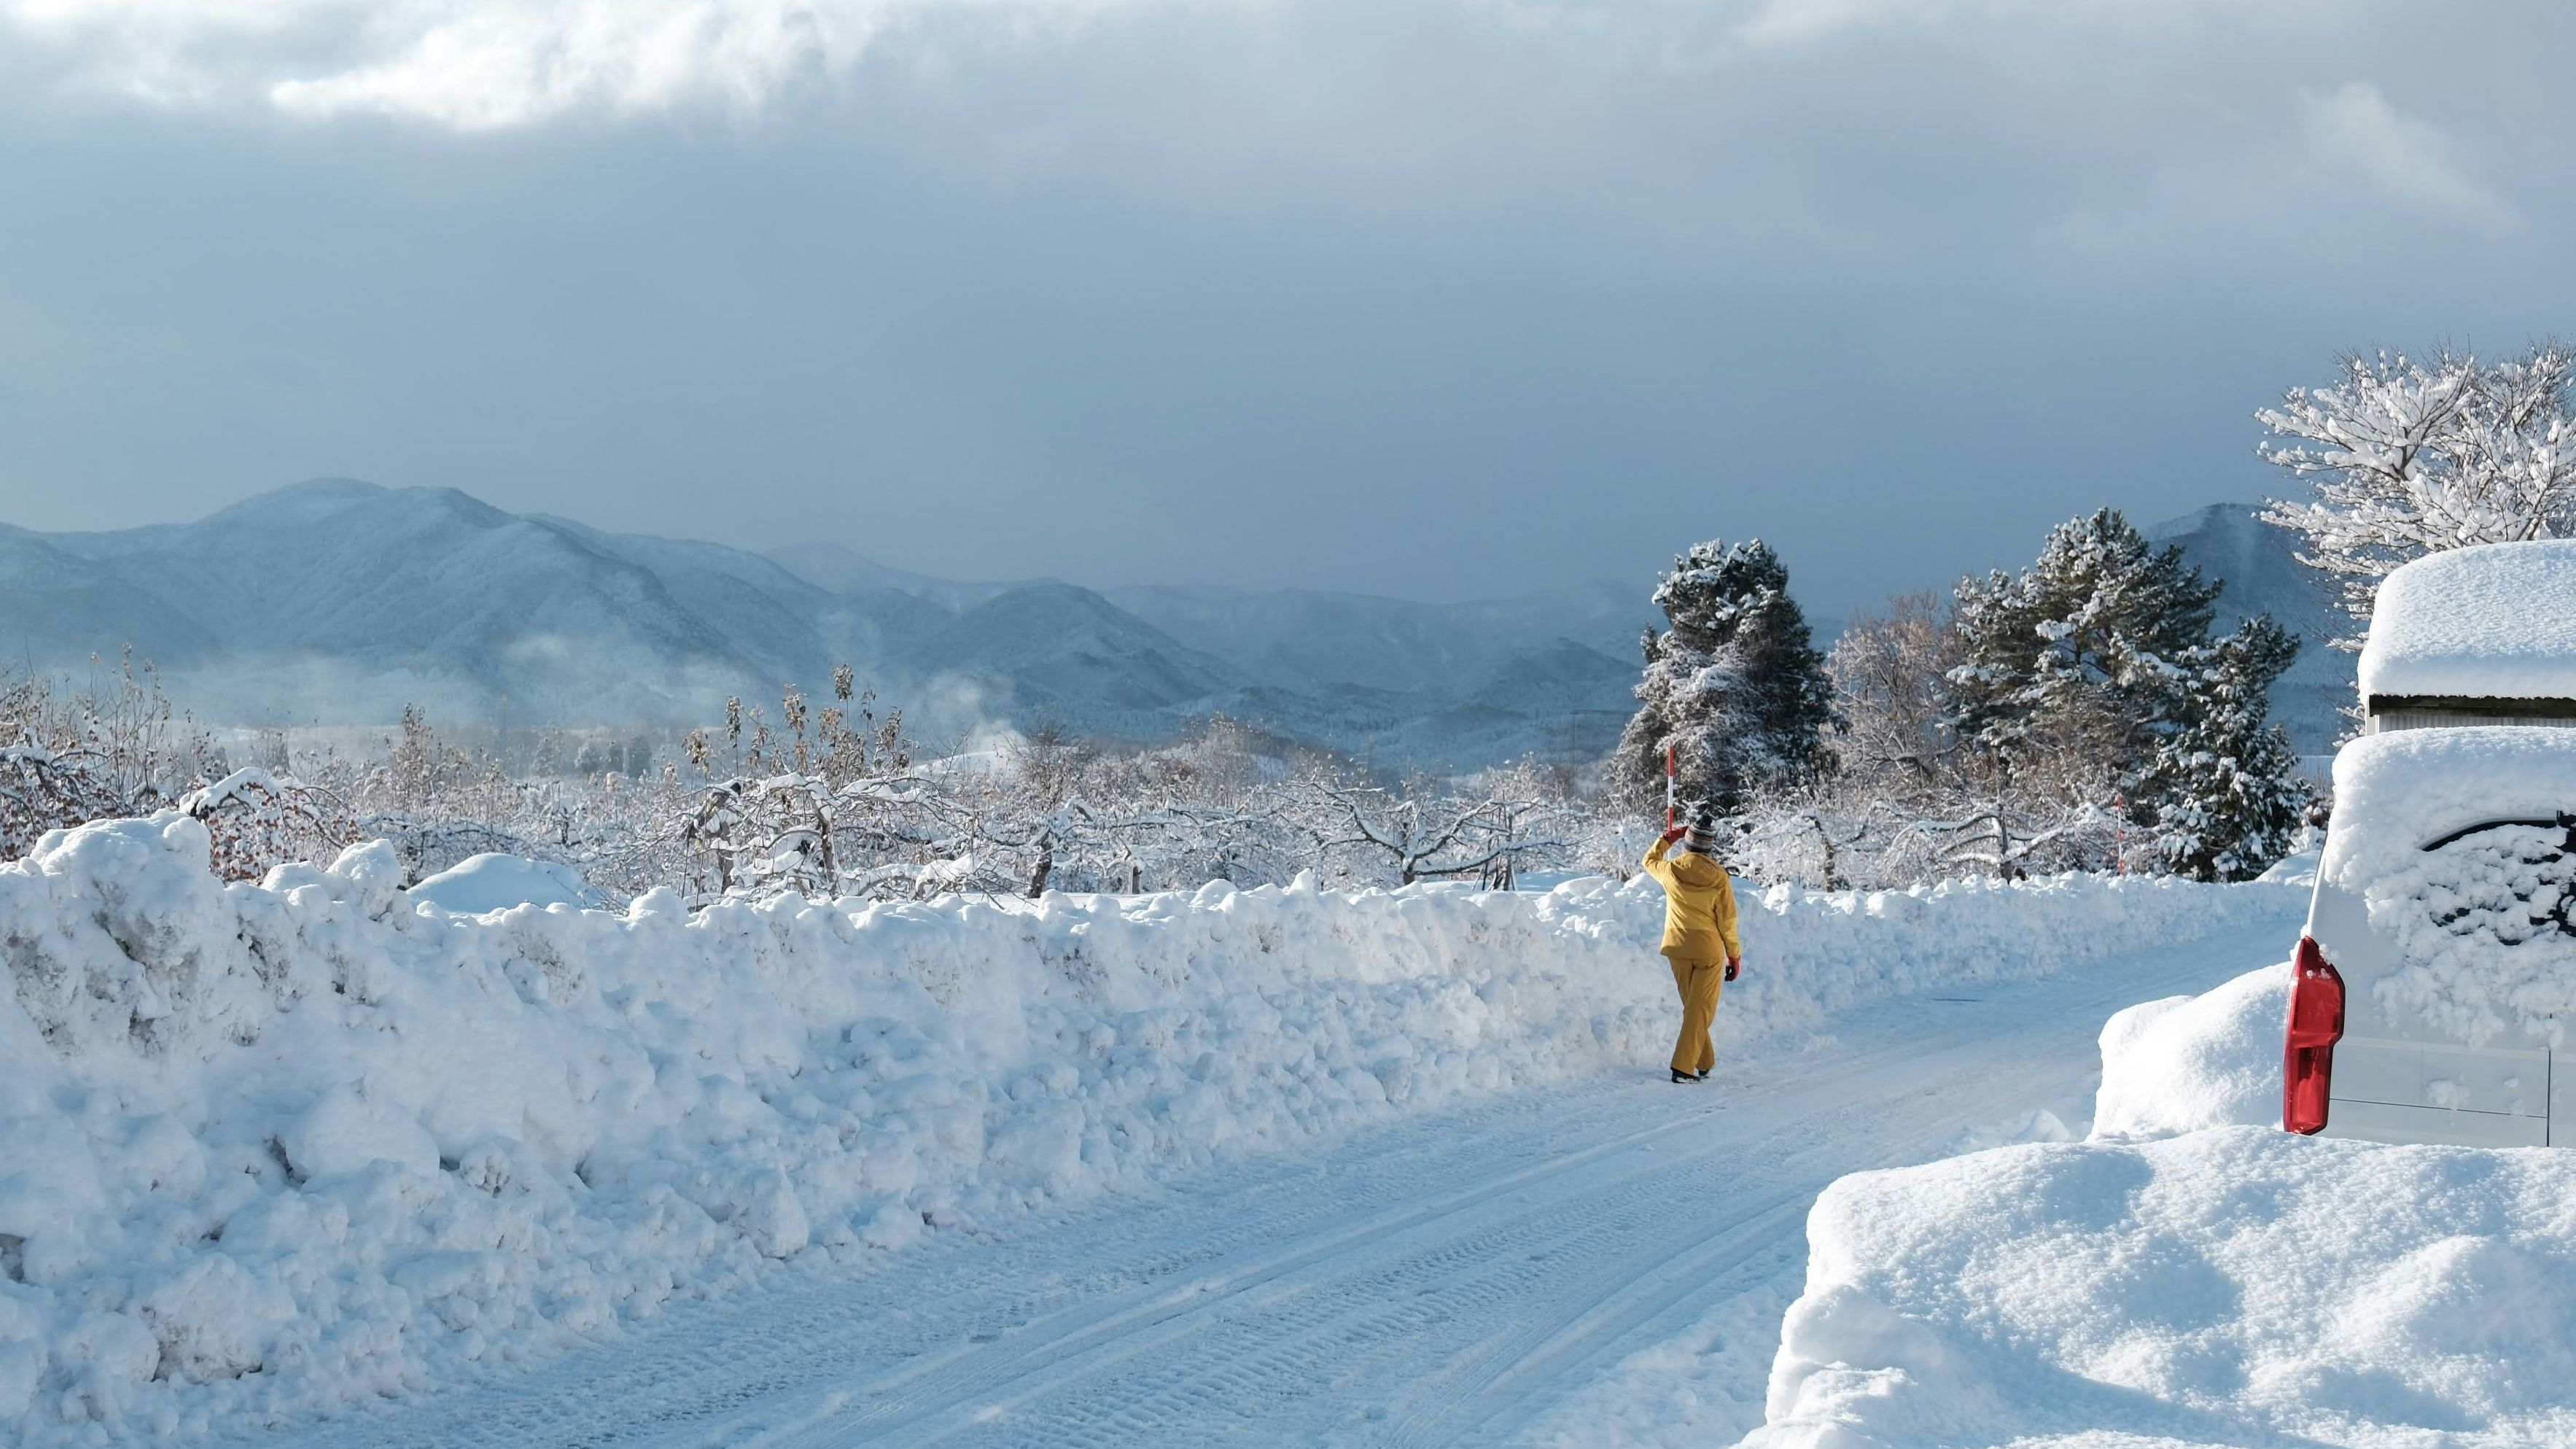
[2288, 543, 2576, 1145]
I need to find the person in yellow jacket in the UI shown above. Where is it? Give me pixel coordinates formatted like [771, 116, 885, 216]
[1642, 809, 1742, 1084]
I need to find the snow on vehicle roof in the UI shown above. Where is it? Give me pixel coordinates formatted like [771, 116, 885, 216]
[2324, 727, 2576, 893]
[2357, 540, 2576, 702]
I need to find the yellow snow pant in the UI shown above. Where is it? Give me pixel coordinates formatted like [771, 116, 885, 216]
[1668, 955, 1724, 1074]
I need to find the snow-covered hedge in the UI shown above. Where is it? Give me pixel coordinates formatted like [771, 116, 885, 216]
[0, 814, 2296, 1444]
[1749, 1128, 2576, 1448]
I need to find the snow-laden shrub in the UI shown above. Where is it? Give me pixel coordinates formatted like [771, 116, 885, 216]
[0, 813, 2297, 1444]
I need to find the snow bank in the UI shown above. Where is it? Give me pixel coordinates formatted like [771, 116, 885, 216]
[2357, 538, 2576, 702]
[2091, 964, 2289, 1140]
[1748, 1128, 2576, 1449]
[0, 814, 2297, 1444]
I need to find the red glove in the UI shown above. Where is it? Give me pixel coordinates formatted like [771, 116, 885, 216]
[1660, 825, 1686, 844]
[1725, 958, 1741, 982]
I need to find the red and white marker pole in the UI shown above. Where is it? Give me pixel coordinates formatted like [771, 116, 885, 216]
[1665, 743, 1677, 831]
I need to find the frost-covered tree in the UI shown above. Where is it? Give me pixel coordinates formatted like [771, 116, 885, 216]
[2136, 616, 2311, 882]
[1305, 780, 1560, 887]
[0, 659, 226, 858]
[181, 769, 356, 882]
[2259, 343, 2576, 642]
[1827, 591, 1959, 800]
[1616, 539, 1839, 818]
[0, 742, 128, 860]
[1947, 508, 2221, 799]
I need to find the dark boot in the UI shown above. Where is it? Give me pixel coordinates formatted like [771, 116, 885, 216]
[1670, 1068, 1695, 1084]
[1694, 1068, 1710, 1081]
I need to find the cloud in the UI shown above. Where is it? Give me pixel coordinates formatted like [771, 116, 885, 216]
[1728, 0, 1956, 47]
[0, 0, 1177, 125]
[268, 2, 851, 128]
[2297, 80, 2518, 234]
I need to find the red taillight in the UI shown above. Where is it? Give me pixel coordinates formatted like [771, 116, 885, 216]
[2283, 935, 2346, 1135]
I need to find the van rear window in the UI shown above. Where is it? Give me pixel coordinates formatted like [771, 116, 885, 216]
[2365, 817, 2576, 1049]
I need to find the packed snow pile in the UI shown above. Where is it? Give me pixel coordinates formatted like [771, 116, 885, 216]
[2356, 539, 2576, 702]
[406, 853, 602, 914]
[0, 814, 2297, 1444]
[1748, 1127, 2576, 1449]
[2091, 964, 2289, 1140]
[2324, 728, 2576, 1049]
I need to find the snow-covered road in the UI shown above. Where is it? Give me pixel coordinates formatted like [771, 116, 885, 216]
[235, 916, 2294, 1449]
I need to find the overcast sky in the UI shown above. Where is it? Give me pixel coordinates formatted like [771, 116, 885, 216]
[2, 1, 2572, 614]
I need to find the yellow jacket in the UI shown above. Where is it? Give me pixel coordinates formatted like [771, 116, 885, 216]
[1643, 837, 1741, 962]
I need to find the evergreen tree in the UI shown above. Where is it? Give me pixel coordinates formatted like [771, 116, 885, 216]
[1949, 508, 2307, 879]
[2138, 615, 2311, 881]
[1616, 539, 1839, 817]
[1947, 508, 2219, 787]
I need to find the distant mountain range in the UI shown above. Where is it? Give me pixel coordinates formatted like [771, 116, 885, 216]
[0, 481, 1655, 768]
[0, 481, 2352, 766]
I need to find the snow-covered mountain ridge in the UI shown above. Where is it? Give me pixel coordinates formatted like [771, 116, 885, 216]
[0, 481, 1651, 767]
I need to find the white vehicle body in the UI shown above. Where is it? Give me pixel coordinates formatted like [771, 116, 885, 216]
[2291, 542, 2576, 1145]
[2297, 729, 2576, 1145]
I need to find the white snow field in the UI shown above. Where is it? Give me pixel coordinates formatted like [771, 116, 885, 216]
[1751, 957, 2576, 1448]
[0, 812, 2307, 1447]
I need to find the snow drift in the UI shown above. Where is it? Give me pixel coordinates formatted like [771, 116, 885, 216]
[1748, 1128, 2576, 1449]
[1752, 955, 2576, 1448]
[0, 813, 2296, 1444]
[405, 852, 603, 914]
[2091, 963, 2290, 1140]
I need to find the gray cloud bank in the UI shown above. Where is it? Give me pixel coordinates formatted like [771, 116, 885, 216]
[1, 1, 2572, 616]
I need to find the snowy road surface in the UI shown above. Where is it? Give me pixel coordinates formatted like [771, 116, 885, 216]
[238, 920, 2293, 1449]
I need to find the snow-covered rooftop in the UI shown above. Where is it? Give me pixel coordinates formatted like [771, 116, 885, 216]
[2357, 540, 2576, 702]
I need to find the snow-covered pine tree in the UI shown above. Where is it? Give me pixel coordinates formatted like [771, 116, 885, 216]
[2136, 615, 2310, 881]
[1946, 508, 2220, 795]
[1949, 508, 2307, 879]
[1616, 539, 1839, 818]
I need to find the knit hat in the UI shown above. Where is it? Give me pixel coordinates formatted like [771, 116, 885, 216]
[1681, 809, 1724, 855]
